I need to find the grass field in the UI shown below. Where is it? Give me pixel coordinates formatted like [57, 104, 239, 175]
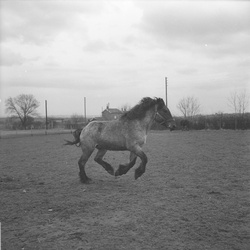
[0, 130, 250, 250]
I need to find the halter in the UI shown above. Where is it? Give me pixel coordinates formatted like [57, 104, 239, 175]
[155, 111, 175, 126]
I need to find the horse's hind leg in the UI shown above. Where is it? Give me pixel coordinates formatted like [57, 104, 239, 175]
[115, 152, 137, 176]
[94, 149, 114, 176]
[78, 148, 94, 184]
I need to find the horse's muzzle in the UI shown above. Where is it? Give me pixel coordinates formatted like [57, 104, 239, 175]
[169, 125, 176, 131]
[168, 120, 176, 131]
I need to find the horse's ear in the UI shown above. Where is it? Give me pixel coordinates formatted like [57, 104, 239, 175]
[156, 98, 165, 110]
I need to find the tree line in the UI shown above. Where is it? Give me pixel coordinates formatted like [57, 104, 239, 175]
[151, 113, 250, 130]
[173, 90, 249, 130]
[3, 92, 250, 130]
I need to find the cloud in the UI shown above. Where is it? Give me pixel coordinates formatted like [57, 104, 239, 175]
[0, 48, 25, 66]
[0, 1, 103, 45]
[83, 40, 109, 53]
[5, 66, 119, 92]
[1, 1, 249, 116]
[82, 39, 127, 53]
[139, 1, 250, 54]
[0, 44, 41, 66]
[176, 67, 198, 75]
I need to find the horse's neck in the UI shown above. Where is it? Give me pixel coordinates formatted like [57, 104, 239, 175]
[141, 108, 157, 132]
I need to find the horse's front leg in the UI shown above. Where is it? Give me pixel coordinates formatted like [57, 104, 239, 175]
[115, 152, 137, 176]
[132, 145, 148, 180]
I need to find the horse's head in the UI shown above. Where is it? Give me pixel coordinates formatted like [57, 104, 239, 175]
[155, 98, 176, 131]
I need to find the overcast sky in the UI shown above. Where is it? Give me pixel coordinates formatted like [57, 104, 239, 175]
[0, 0, 249, 117]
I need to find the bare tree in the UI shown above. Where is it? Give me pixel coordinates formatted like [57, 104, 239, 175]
[228, 91, 238, 115]
[120, 104, 131, 112]
[238, 91, 249, 115]
[228, 90, 249, 129]
[177, 96, 200, 119]
[5, 94, 40, 129]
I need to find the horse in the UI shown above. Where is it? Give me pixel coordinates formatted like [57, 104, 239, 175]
[65, 97, 176, 183]
[64, 110, 171, 147]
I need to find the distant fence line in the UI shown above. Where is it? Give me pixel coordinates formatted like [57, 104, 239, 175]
[1, 113, 250, 132]
[0, 129, 73, 139]
[1, 112, 250, 139]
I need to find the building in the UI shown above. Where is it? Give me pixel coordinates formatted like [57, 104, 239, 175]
[102, 105, 122, 121]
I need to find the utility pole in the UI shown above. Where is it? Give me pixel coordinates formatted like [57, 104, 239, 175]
[84, 97, 87, 123]
[165, 77, 168, 107]
[45, 100, 48, 133]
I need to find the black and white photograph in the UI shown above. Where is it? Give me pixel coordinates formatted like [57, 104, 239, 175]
[0, 0, 249, 249]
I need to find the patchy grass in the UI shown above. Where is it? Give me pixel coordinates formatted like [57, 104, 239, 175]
[1, 130, 250, 250]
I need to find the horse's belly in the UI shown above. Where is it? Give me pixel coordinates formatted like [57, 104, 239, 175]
[96, 140, 127, 151]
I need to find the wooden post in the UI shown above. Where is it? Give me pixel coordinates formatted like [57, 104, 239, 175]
[165, 77, 168, 107]
[84, 97, 87, 123]
[45, 100, 48, 134]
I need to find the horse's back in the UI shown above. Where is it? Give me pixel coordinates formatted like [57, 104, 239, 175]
[80, 120, 128, 151]
[81, 121, 106, 138]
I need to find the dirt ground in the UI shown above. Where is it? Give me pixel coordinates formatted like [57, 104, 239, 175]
[0, 130, 249, 250]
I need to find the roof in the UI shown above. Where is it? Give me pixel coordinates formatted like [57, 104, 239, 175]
[102, 108, 122, 114]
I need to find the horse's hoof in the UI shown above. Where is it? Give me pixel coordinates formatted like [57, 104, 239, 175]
[80, 177, 93, 184]
[115, 165, 128, 176]
[134, 169, 142, 180]
[85, 178, 93, 184]
[114, 169, 120, 176]
[134, 172, 139, 180]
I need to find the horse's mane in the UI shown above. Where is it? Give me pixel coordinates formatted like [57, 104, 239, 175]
[120, 97, 165, 120]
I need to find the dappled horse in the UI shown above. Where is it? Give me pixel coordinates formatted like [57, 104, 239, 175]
[65, 97, 176, 183]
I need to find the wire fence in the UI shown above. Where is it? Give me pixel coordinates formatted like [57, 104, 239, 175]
[0, 129, 73, 139]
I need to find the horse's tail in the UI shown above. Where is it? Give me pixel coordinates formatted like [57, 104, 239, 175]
[64, 128, 82, 147]
[64, 139, 80, 146]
